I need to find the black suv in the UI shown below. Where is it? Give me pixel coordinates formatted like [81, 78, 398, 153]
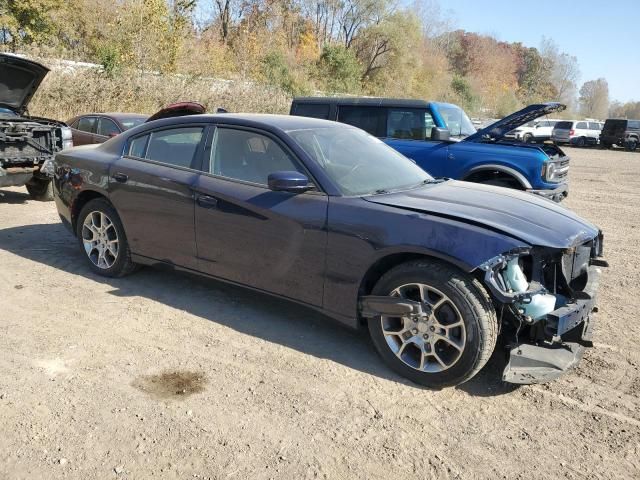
[600, 119, 640, 151]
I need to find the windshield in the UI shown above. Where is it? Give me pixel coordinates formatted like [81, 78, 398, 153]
[120, 117, 148, 130]
[288, 126, 433, 196]
[437, 104, 476, 138]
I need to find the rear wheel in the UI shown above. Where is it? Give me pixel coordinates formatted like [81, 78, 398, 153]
[575, 137, 586, 147]
[626, 138, 638, 151]
[25, 177, 53, 201]
[523, 133, 533, 144]
[76, 198, 137, 277]
[367, 260, 498, 388]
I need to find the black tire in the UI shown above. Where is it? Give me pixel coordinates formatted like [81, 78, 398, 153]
[576, 137, 586, 147]
[600, 142, 611, 149]
[367, 260, 498, 388]
[76, 198, 137, 277]
[626, 139, 638, 151]
[25, 177, 53, 201]
[523, 133, 533, 144]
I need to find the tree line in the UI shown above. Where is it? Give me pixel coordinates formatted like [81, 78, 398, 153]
[0, 0, 622, 119]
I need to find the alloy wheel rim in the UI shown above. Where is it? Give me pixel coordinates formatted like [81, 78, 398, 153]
[381, 283, 466, 373]
[82, 211, 119, 269]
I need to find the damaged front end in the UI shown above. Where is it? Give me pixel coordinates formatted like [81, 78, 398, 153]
[480, 232, 607, 384]
[0, 117, 71, 187]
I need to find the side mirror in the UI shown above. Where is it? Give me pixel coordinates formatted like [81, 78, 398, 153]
[268, 171, 312, 193]
[431, 127, 450, 141]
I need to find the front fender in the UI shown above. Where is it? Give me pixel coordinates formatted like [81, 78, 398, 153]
[322, 197, 531, 323]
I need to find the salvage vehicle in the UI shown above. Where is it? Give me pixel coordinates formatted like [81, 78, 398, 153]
[291, 98, 569, 202]
[599, 118, 640, 150]
[53, 114, 606, 387]
[67, 113, 149, 146]
[510, 119, 560, 143]
[67, 102, 205, 146]
[1, 54, 73, 200]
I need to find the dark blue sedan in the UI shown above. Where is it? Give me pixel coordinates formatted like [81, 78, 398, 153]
[52, 114, 606, 388]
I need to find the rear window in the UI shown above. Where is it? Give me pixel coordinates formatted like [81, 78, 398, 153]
[77, 117, 97, 133]
[337, 106, 386, 137]
[293, 103, 330, 120]
[555, 121, 573, 129]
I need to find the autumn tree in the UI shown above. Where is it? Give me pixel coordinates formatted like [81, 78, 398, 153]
[579, 78, 609, 119]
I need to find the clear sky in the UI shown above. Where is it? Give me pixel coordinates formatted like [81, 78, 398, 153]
[440, 0, 640, 102]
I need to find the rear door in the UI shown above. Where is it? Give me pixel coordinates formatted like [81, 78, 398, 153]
[72, 116, 97, 145]
[108, 124, 208, 269]
[192, 126, 328, 306]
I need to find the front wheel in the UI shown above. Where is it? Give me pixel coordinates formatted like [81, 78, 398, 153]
[367, 260, 498, 388]
[76, 198, 137, 277]
[25, 177, 53, 201]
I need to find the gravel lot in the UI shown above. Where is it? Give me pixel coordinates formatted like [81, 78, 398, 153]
[1, 147, 638, 479]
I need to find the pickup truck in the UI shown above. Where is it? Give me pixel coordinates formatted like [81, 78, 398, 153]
[290, 98, 569, 202]
[0, 54, 73, 200]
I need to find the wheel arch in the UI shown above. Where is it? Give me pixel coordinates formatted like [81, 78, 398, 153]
[71, 189, 110, 234]
[463, 164, 531, 189]
[357, 251, 474, 325]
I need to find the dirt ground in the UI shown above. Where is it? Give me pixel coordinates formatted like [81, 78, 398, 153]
[0, 147, 639, 480]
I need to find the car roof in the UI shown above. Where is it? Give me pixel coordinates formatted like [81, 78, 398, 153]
[144, 113, 349, 131]
[293, 96, 431, 109]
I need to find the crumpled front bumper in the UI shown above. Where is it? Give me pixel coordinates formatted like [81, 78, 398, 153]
[502, 264, 601, 384]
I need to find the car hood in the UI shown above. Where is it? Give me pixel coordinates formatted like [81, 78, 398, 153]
[364, 180, 598, 249]
[464, 103, 566, 143]
[0, 54, 49, 114]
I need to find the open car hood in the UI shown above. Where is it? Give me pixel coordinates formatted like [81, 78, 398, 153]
[146, 101, 206, 122]
[0, 54, 49, 114]
[364, 180, 598, 249]
[464, 103, 566, 143]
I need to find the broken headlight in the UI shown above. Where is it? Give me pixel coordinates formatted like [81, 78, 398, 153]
[480, 251, 560, 322]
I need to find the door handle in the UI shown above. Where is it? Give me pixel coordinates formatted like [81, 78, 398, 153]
[197, 195, 218, 209]
[112, 173, 128, 183]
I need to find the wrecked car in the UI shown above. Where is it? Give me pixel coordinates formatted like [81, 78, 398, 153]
[52, 114, 605, 387]
[0, 54, 72, 200]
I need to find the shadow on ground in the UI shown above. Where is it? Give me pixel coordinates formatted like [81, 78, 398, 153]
[0, 222, 519, 397]
[0, 188, 30, 205]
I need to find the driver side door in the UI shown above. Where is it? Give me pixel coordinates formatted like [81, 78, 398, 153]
[193, 126, 328, 306]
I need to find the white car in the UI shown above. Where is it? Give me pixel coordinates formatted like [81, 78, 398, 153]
[511, 119, 560, 143]
[552, 120, 603, 147]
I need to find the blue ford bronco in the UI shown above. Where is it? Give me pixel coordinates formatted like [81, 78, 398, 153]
[290, 98, 569, 202]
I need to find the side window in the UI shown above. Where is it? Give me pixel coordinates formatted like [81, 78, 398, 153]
[128, 134, 149, 158]
[387, 109, 433, 140]
[589, 122, 601, 130]
[628, 120, 640, 129]
[210, 128, 303, 186]
[576, 122, 588, 129]
[141, 127, 204, 168]
[293, 103, 330, 120]
[77, 117, 97, 133]
[97, 118, 120, 137]
[337, 106, 386, 137]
